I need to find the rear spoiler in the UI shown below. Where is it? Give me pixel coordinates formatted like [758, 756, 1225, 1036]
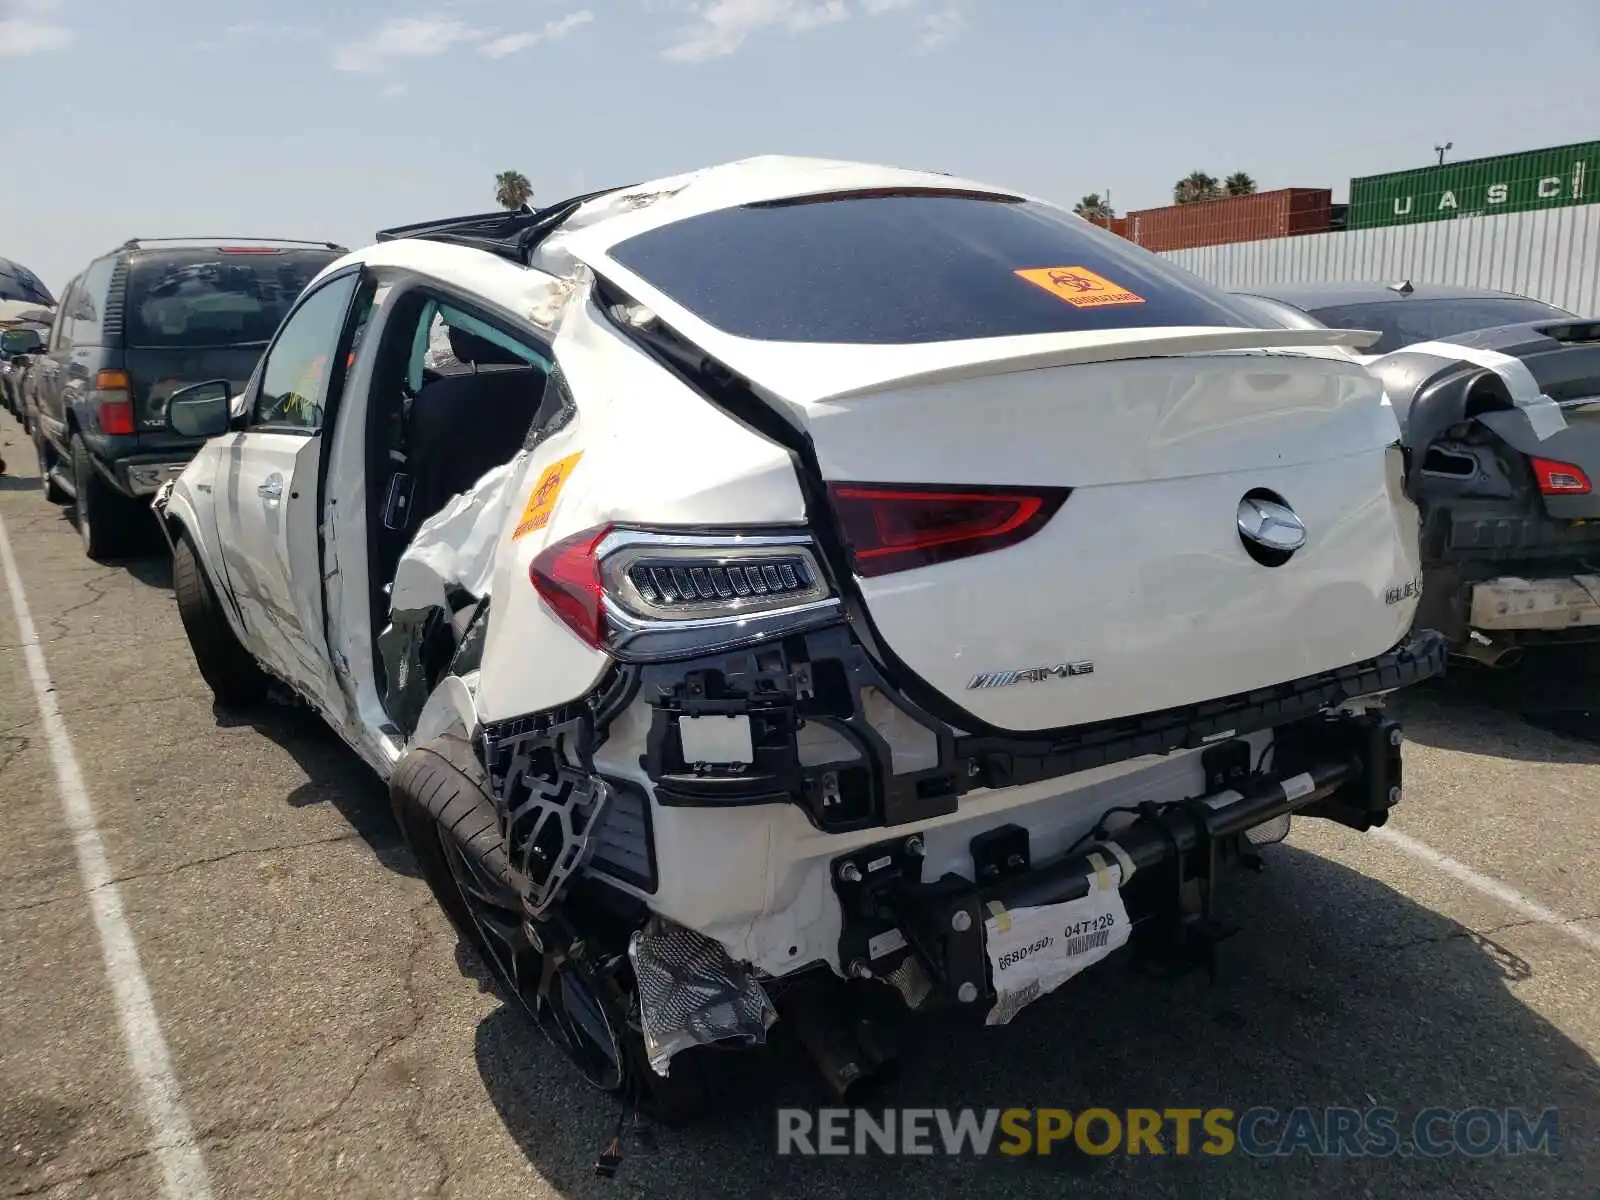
[817, 326, 1383, 402]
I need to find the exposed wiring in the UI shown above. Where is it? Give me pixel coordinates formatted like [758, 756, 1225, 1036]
[1062, 800, 1171, 860]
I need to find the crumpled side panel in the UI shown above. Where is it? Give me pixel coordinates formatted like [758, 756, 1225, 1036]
[628, 919, 777, 1077]
[389, 452, 524, 612]
[382, 454, 526, 735]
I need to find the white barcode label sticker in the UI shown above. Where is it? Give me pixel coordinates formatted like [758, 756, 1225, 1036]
[982, 866, 1131, 1026]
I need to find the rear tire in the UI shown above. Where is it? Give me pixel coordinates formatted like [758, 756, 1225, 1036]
[173, 532, 269, 708]
[71, 434, 143, 560]
[391, 734, 713, 1125]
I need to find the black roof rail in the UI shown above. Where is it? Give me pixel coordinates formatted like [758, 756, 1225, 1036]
[374, 186, 631, 264]
[116, 236, 348, 252]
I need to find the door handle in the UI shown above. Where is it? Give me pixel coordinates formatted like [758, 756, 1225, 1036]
[257, 474, 284, 502]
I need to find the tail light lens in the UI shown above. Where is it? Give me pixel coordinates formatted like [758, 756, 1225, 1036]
[1531, 456, 1592, 495]
[827, 483, 1071, 578]
[530, 526, 837, 658]
[93, 369, 134, 435]
[528, 525, 612, 648]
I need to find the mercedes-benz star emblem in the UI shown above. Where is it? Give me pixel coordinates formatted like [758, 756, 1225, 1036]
[1237, 496, 1307, 553]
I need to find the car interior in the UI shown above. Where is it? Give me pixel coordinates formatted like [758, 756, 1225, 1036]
[357, 290, 563, 717]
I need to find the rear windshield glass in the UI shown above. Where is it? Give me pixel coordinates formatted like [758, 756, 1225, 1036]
[126, 249, 341, 349]
[1305, 297, 1573, 355]
[607, 191, 1263, 344]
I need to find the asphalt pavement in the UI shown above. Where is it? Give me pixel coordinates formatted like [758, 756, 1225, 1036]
[0, 408, 1595, 1200]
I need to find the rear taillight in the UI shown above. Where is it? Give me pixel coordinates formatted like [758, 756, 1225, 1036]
[827, 483, 1071, 578]
[94, 369, 134, 435]
[529, 526, 837, 658]
[528, 525, 611, 648]
[1531, 457, 1592, 495]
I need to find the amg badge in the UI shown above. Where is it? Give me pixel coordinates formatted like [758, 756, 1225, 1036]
[968, 662, 1095, 690]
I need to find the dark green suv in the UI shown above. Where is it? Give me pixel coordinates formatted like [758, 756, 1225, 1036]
[33, 237, 346, 558]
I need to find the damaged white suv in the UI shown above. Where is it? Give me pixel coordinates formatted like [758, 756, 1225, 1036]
[154, 156, 1446, 1119]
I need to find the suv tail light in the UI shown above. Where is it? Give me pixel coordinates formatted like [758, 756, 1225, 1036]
[529, 526, 838, 660]
[528, 525, 611, 648]
[93, 369, 134, 435]
[1531, 456, 1592, 495]
[827, 483, 1071, 578]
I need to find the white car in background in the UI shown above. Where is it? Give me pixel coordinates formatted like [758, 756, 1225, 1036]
[153, 155, 1445, 1121]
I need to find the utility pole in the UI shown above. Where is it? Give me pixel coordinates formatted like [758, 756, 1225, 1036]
[1434, 142, 1452, 166]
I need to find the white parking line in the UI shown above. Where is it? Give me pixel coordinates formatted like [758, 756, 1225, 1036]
[0, 513, 215, 1200]
[1372, 825, 1600, 954]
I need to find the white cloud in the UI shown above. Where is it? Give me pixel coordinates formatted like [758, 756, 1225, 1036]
[221, 20, 323, 43]
[478, 10, 595, 59]
[334, 10, 595, 73]
[914, 4, 964, 53]
[663, 0, 944, 63]
[195, 19, 322, 51]
[0, 0, 72, 56]
[334, 16, 487, 74]
[665, 0, 863, 63]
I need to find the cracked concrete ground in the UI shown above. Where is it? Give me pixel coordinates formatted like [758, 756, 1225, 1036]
[0, 410, 1595, 1199]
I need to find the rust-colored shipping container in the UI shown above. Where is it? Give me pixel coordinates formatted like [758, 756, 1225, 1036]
[1081, 212, 1132, 241]
[1081, 212, 1132, 238]
[1124, 188, 1331, 252]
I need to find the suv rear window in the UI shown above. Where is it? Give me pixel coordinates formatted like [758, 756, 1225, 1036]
[1305, 297, 1574, 355]
[606, 191, 1263, 344]
[126, 249, 341, 349]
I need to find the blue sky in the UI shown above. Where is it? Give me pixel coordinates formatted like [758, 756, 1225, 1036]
[2, 0, 1597, 294]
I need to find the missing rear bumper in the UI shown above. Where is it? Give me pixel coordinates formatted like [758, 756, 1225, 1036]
[830, 708, 1404, 1019]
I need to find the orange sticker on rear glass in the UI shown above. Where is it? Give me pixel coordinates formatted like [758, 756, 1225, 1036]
[513, 452, 584, 540]
[1014, 266, 1146, 308]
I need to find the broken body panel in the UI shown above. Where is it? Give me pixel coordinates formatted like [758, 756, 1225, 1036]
[1370, 319, 1600, 657]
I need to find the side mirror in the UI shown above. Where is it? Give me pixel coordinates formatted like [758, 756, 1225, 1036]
[167, 380, 234, 439]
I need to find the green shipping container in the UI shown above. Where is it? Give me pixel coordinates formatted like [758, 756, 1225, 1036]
[1347, 140, 1600, 229]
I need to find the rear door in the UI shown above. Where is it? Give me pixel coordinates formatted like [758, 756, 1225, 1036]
[34, 275, 78, 446]
[214, 269, 367, 711]
[120, 246, 343, 450]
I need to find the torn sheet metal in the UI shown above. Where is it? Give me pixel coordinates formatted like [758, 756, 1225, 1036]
[389, 452, 525, 612]
[1403, 339, 1567, 440]
[628, 920, 777, 1077]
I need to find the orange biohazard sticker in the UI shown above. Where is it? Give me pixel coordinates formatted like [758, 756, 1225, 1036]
[513, 452, 584, 540]
[1014, 266, 1146, 308]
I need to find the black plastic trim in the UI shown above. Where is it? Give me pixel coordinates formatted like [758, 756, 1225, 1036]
[636, 616, 1444, 833]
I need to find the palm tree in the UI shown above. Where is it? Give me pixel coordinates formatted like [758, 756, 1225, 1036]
[1173, 171, 1222, 205]
[1224, 171, 1258, 197]
[1073, 193, 1115, 222]
[494, 170, 534, 211]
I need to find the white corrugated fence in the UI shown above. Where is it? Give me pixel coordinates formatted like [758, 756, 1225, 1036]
[1159, 202, 1600, 316]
